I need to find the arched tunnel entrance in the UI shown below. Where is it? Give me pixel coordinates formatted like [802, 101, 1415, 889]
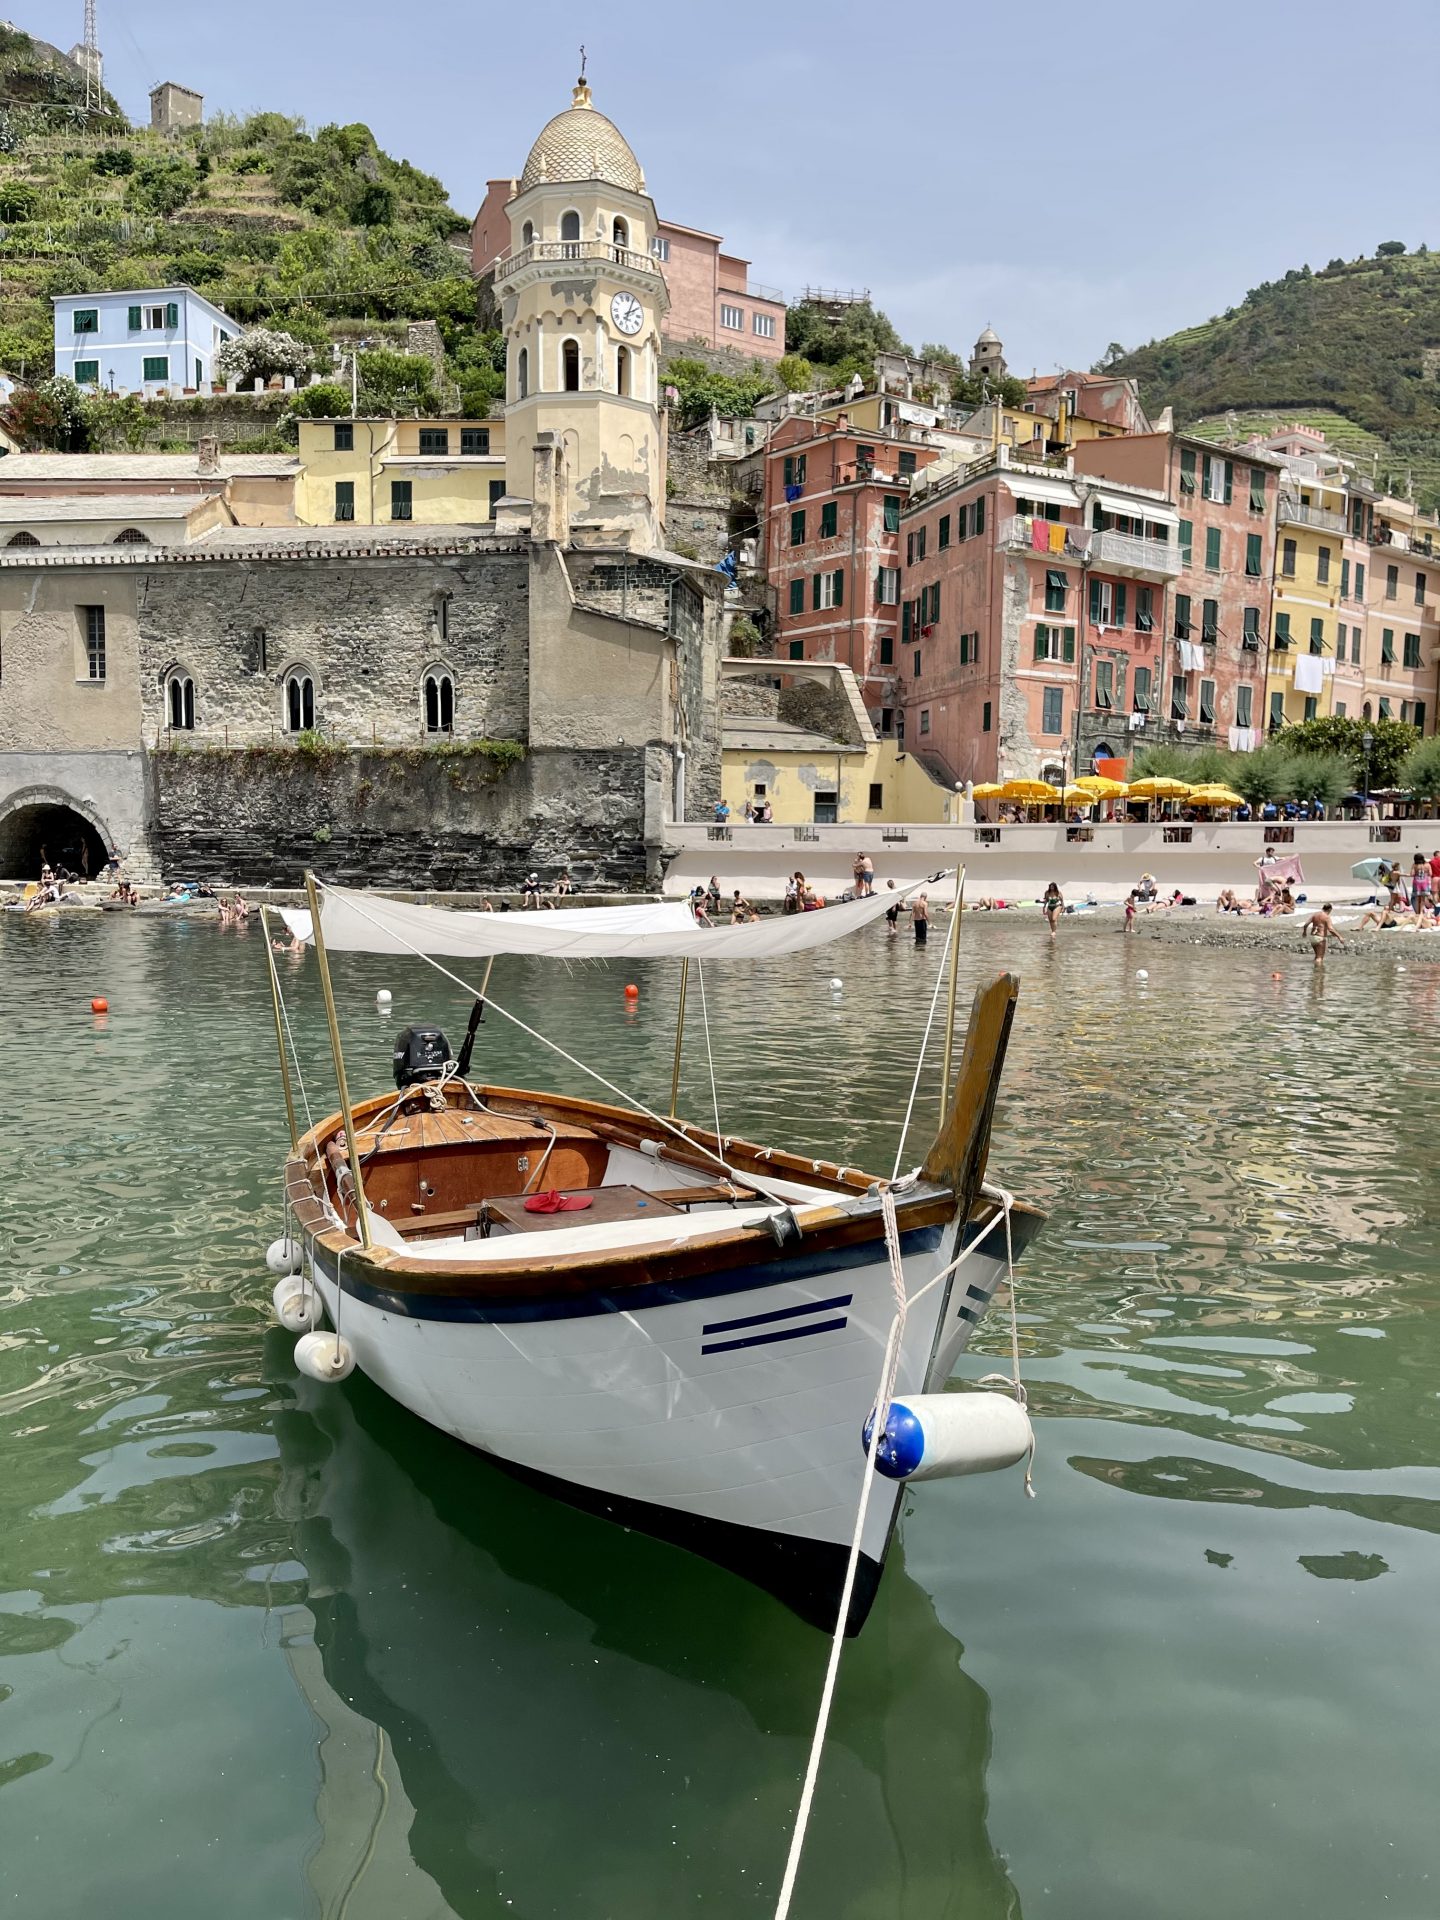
[0, 803, 111, 880]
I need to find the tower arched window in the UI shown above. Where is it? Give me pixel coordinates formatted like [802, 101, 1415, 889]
[559, 208, 581, 248]
[521, 219, 534, 248]
[113, 527, 150, 546]
[562, 339, 580, 392]
[166, 671, 195, 731]
[423, 669, 454, 735]
[612, 216, 629, 250]
[517, 347, 529, 400]
[616, 345, 631, 397]
[283, 669, 315, 734]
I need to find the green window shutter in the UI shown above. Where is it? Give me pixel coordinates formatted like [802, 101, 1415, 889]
[1223, 460, 1233, 504]
[1356, 562, 1365, 597]
[783, 456, 794, 488]
[1134, 666, 1151, 710]
[1063, 626, 1076, 663]
[1201, 453, 1212, 495]
[1088, 578, 1101, 624]
[1275, 611, 1290, 645]
[73, 359, 99, 384]
[1249, 467, 1266, 512]
[128, 304, 142, 329]
[820, 502, 837, 538]
[1340, 558, 1350, 597]
[879, 633, 894, 665]
[142, 355, 169, 381]
[902, 601, 911, 642]
[938, 514, 950, 549]
[1205, 526, 1222, 571]
[1034, 623, 1048, 662]
[1310, 617, 1325, 652]
[790, 509, 805, 546]
[788, 578, 804, 615]
[1246, 533, 1262, 575]
[166, 301, 179, 328]
[1179, 518, 1193, 563]
[1114, 583, 1127, 629]
[1180, 448, 1196, 493]
[811, 573, 821, 612]
[1203, 598, 1218, 639]
[1174, 592, 1191, 637]
[883, 495, 900, 534]
[832, 569, 844, 608]
[974, 496, 986, 536]
[1405, 632, 1421, 668]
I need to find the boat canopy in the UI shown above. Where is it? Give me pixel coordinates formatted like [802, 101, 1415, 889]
[282, 882, 915, 960]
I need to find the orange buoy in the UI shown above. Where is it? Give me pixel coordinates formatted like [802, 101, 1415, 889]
[1271, 972, 1283, 980]
[624, 983, 640, 999]
[91, 997, 109, 1013]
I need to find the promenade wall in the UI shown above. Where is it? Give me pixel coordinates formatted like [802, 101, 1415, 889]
[662, 820, 1425, 902]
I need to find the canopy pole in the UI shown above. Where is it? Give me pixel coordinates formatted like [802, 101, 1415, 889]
[304, 872, 372, 1251]
[938, 867, 966, 1123]
[259, 906, 299, 1150]
[668, 957, 690, 1118]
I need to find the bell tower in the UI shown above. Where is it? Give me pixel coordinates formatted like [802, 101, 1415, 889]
[500, 78, 669, 548]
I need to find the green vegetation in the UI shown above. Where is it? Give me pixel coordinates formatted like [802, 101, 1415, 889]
[1108, 246, 1440, 505]
[1133, 715, 1419, 803]
[665, 355, 777, 429]
[1400, 734, 1440, 796]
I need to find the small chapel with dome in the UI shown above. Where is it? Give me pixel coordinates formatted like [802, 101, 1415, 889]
[496, 77, 670, 548]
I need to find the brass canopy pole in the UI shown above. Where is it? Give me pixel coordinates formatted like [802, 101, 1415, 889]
[259, 905, 299, 1149]
[669, 957, 690, 1118]
[939, 866, 967, 1124]
[304, 871, 373, 1251]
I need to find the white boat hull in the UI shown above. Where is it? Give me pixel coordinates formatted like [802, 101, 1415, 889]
[305, 1210, 1025, 1629]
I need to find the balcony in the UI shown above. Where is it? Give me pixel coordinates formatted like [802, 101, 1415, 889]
[1278, 494, 1345, 535]
[496, 240, 660, 282]
[1088, 527, 1183, 580]
[997, 514, 1088, 557]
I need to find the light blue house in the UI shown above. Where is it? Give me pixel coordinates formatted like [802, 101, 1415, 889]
[52, 286, 238, 395]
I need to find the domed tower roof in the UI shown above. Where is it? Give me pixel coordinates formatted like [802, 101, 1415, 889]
[975, 324, 1001, 347]
[520, 80, 645, 194]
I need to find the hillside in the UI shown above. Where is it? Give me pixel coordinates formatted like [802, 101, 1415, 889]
[0, 19, 504, 424]
[1109, 248, 1440, 504]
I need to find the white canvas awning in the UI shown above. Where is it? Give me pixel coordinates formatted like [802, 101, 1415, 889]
[283, 882, 921, 960]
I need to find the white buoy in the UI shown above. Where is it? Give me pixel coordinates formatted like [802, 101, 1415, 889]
[265, 1236, 301, 1276]
[294, 1330, 356, 1383]
[866, 1392, 1032, 1482]
[272, 1276, 321, 1334]
[829, 976, 843, 992]
[1136, 968, 1149, 980]
[376, 988, 392, 1007]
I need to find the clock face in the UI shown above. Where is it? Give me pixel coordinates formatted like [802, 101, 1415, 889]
[611, 291, 644, 337]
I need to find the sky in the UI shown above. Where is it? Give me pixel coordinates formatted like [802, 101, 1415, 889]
[69, 0, 1439, 376]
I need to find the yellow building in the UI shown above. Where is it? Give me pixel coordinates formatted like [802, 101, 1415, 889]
[721, 730, 953, 824]
[295, 417, 506, 527]
[1267, 458, 1351, 728]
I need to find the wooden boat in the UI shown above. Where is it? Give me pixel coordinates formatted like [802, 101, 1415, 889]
[271, 881, 1044, 1634]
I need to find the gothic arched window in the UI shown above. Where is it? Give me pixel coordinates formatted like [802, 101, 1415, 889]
[284, 669, 315, 734]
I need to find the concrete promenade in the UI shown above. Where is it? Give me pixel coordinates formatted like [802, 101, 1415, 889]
[662, 819, 1429, 903]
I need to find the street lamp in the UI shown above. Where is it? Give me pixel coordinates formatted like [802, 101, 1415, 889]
[1362, 729, 1374, 805]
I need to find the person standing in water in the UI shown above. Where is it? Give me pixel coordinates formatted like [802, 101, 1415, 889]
[1304, 902, 1345, 965]
[1042, 881, 1063, 938]
[912, 890, 929, 945]
[1124, 891, 1137, 935]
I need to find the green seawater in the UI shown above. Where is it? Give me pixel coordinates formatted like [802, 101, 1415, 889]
[1, 908, 1437, 1919]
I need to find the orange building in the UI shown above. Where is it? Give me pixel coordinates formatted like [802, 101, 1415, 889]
[473, 187, 785, 361]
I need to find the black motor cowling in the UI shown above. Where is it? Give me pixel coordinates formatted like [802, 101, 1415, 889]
[393, 1024, 451, 1089]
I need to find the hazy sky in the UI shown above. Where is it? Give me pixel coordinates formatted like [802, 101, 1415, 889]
[80, 0, 1437, 374]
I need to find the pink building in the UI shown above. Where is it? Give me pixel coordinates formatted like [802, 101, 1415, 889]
[472, 187, 785, 361]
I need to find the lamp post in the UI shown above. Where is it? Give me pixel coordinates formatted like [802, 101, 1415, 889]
[1363, 729, 1373, 807]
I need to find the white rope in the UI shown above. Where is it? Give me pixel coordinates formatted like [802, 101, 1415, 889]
[975, 1182, 1036, 1498]
[693, 959, 728, 1173]
[890, 889, 959, 1181]
[310, 881, 800, 1212]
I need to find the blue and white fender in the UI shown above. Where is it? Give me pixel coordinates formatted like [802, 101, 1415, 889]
[863, 1391, 1032, 1482]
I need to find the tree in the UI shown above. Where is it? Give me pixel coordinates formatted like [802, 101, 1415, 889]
[774, 353, 814, 393]
[783, 297, 906, 372]
[80, 389, 150, 451]
[663, 356, 777, 429]
[1376, 240, 1406, 257]
[289, 382, 351, 418]
[1399, 735, 1440, 797]
[1287, 752, 1353, 809]
[356, 348, 437, 414]
[2, 377, 88, 451]
[216, 327, 316, 387]
[1229, 743, 1299, 807]
[1280, 713, 1417, 788]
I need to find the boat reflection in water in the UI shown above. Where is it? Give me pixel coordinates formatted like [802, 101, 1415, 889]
[273, 1347, 1023, 1919]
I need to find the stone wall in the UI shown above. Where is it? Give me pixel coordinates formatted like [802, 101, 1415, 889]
[149, 743, 651, 889]
[138, 548, 530, 747]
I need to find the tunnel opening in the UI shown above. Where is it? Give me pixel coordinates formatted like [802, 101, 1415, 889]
[0, 804, 110, 880]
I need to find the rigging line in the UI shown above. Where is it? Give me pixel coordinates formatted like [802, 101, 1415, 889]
[890, 888, 960, 1181]
[693, 958, 728, 1172]
[310, 882, 802, 1212]
[271, 947, 317, 1141]
[772, 1186, 909, 1920]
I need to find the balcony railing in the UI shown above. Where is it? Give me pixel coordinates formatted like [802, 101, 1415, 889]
[1278, 494, 1346, 535]
[997, 514, 1088, 557]
[496, 240, 660, 282]
[1088, 527, 1183, 578]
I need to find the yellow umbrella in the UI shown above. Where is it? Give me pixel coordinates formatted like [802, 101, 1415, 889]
[1188, 785, 1245, 808]
[1076, 774, 1129, 799]
[1059, 785, 1097, 806]
[971, 782, 1006, 799]
[1001, 779, 1060, 801]
[1127, 776, 1192, 800]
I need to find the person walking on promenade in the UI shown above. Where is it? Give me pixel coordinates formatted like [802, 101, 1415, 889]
[1305, 903, 1345, 966]
[1042, 881, 1063, 939]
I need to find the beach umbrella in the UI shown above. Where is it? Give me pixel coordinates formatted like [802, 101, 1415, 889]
[1076, 774, 1128, 799]
[1001, 779, 1060, 801]
[1187, 785, 1246, 808]
[1350, 857, 1388, 882]
[1127, 776, 1192, 800]
[971, 782, 1006, 799]
[1059, 785, 1098, 806]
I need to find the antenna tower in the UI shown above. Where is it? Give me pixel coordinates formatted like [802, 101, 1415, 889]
[83, 0, 99, 112]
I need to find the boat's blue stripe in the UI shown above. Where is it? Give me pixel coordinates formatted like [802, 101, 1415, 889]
[701, 1317, 849, 1356]
[320, 1226, 945, 1324]
[702, 1292, 853, 1336]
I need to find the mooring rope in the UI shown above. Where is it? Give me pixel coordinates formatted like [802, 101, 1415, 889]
[693, 959, 729, 1173]
[891, 892, 960, 1181]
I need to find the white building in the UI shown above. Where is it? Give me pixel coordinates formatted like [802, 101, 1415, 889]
[52, 285, 237, 396]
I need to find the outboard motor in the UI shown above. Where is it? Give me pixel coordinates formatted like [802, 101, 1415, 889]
[392, 1024, 451, 1089]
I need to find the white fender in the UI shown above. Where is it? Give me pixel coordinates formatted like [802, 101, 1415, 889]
[272, 1276, 321, 1334]
[265, 1236, 301, 1276]
[294, 1330, 356, 1383]
[867, 1392, 1032, 1482]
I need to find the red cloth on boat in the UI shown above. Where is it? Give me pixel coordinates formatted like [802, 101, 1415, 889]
[523, 1190, 593, 1213]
